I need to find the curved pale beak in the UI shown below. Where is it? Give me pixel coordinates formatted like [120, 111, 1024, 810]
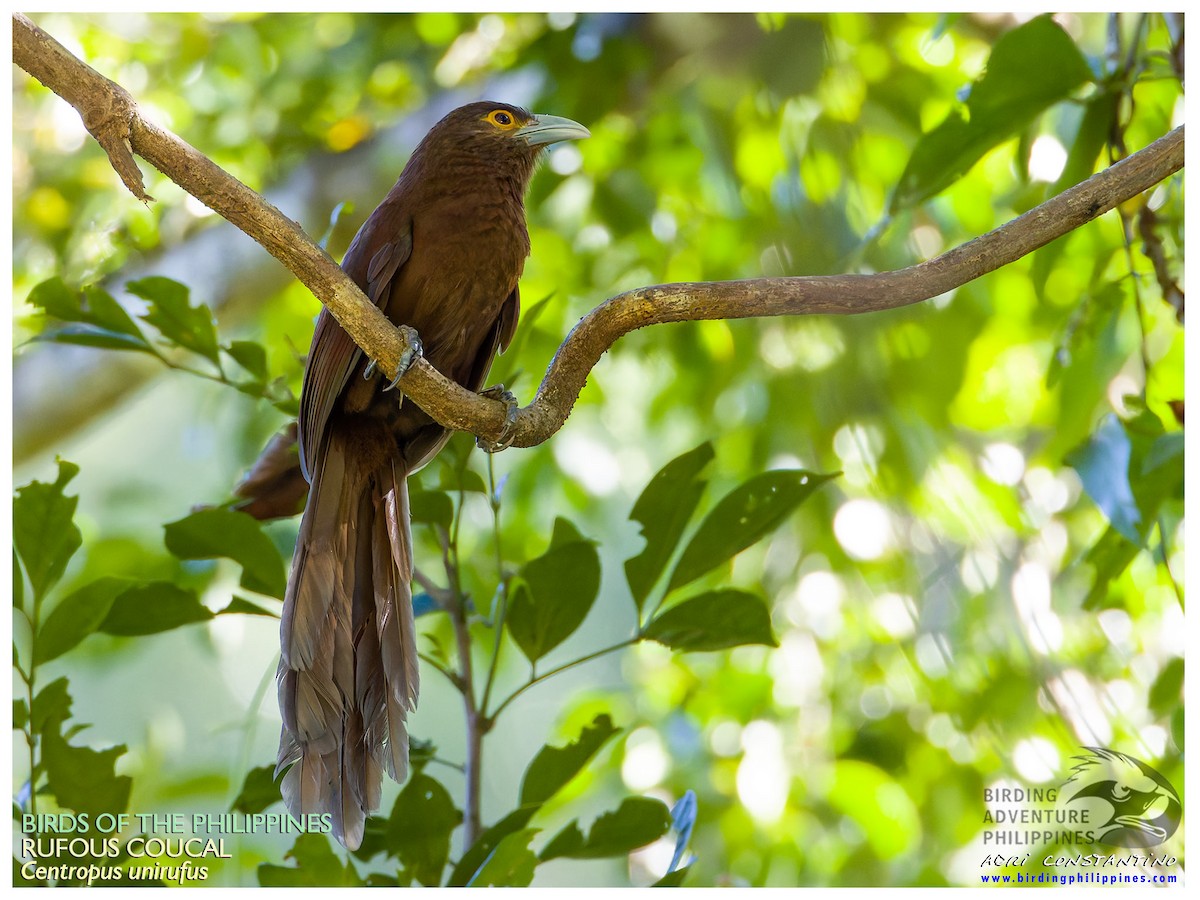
[516, 113, 590, 147]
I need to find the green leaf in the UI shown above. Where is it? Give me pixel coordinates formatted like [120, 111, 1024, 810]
[225, 340, 269, 380]
[127, 276, 221, 365]
[81, 285, 146, 338]
[1080, 526, 1141, 610]
[217, 597, 278, 618]
[538, 821, 584, 861]
[42, 732, 132, 819]
[520, 713, 620, 806]
[540, 796, 672, 860]
[466, 828, 539, 887]
[624, 443, 714, 612]
[32, 677, 72, 737]
[432, 437, 489, 495]
[448, 808, 537, 887]
[164, 508, 287, 598]
[966, 15, 1092, 117]
[1149, 658, 1184, 717]
[13, 549, 25, 612]
[1132, 430, 1184, 527]
[231, 765, 281, 815]
[99, 581, 213, 636]
[36, 577, 130, 665]
[1053, 89, 1119, 194]
[27, 277, 82, 320]
[14, 699, 29, 730]
[652, 865, 692, 887]
[487, 292, 554, 386]
[667, 469, 835, 594]
[891, 15, 1092, 210]
[29, 279, 147, 344]
[386, 773, 462, 886]
[644, 589, 778, 652]
[13, 460, 82, 602]
[506, 518, 601, 664]
[35, 324, 155, 353]
[258, 833, 362, 886]
[36, 680, 131, 818]
[410, 490, 454, 530]
[364, 873, 401, 887]
[349, 816, 392, 868]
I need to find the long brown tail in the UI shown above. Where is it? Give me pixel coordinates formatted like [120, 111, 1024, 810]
[275, 422, 419, 849]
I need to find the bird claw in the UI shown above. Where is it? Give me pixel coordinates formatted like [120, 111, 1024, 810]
[476, 385, 519, 453]
[363, 327, 424, 392]
[383, 326, 424, 392]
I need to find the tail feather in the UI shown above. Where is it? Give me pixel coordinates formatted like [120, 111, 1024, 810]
[276, 425, 419, 850]
[373, 470, 419, 780]
[384, 465, 421, 707]
[280, 446, 347, 670]
[275, 731, 331, 814]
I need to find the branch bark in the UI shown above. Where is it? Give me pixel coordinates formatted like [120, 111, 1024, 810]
[13, 12, 1186, 450]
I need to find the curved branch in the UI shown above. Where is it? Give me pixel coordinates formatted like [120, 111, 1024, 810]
[515, 125, 1185, 446]
[13, 13, 1185, 451]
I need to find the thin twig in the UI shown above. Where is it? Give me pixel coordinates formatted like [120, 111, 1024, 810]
[412, 566, 451, 608]
[487, 636, 640, 722]
[417, 652, 460, 690]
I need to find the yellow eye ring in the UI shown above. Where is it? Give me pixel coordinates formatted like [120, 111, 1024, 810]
[485, 109, 518, 129]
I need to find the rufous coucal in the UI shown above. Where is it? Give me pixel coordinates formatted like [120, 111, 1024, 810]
[274, 101, 588, 848]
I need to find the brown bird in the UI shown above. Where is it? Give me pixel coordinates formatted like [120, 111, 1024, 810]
[275, 101, 589, 849]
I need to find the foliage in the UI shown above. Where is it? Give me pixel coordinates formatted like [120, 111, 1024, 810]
[13, 433, 819, 885]
[12, 11, 1184, 888]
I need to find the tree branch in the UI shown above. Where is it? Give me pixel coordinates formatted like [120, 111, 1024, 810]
[13, 12, 1186, 451]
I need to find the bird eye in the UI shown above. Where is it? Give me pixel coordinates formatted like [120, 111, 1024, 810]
[487, 110, 515, 128]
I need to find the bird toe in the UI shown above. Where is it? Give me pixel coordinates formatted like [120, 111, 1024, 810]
[382, 326, 424, 392]
[476, 384, 520, 452]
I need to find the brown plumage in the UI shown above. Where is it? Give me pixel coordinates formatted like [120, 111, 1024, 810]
[275, 101, 588, 849]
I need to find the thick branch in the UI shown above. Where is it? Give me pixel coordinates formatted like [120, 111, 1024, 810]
[14, 13, 1185, 451]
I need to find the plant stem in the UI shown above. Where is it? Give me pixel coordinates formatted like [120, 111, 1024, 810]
[487, 636, 640, 722]
[417, 652, 460, 690]
[23, 575, 44, 819]
[479, 455, 507, 716]
[439, 522, 484, 850]
[24, 669, 38, 819]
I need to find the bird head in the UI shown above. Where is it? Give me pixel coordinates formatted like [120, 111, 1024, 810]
[414, 100, 589, 184]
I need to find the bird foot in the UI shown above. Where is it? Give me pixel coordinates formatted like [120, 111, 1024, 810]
[362, 326, 424, 392]
[476, 385, 520, 453]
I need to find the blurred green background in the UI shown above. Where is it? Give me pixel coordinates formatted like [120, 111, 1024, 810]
[12, 11, 1184, 887]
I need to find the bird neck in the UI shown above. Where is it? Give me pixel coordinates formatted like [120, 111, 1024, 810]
[405, 144, 537, 208]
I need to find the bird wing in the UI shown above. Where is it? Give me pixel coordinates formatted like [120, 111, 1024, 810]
[496, 283, 521, 354]
[459, 284, 520, 396]
[298, 207, 414, 480]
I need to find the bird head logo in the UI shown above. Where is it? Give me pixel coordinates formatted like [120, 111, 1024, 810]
[1060, 747, 1181, 848]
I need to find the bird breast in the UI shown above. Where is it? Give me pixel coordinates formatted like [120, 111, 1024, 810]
[388, 189, 527, 371]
